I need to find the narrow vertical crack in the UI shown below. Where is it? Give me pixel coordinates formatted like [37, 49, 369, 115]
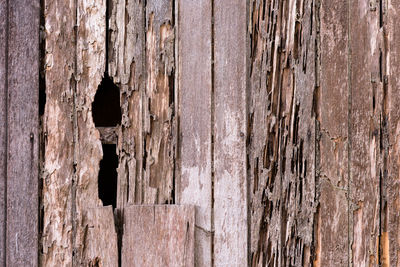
[347, 0, 353, 265]
[3, 0, 9, 264]
[210, 0, 215, 266]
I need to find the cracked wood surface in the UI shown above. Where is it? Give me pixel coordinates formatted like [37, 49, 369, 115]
[6, 0, 400, 265]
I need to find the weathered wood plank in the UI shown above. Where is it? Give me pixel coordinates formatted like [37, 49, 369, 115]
[122, 205, 195, 267]
[317, 0, 349, 265]
[213, 1, 248, 265]
[177, 0, 212, 266]
[74, 0, 119, 265]
[349, 1, 381, 265]
[386, 2, 400, 265]
[82, 207, 118, 266]
[6, 0, 40, 265]
[40, 0, 76, 265]
[0, 0, 7, 265]
[144, 0, 175, 204]
[109, 0, 145, 206]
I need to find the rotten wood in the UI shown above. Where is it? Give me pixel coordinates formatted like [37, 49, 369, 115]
[122, 205, 194, 267]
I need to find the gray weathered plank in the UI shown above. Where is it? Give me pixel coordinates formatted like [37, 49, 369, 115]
[0, 0, 7, 265]
[177, 0, 213, 265]
[6, 0, 40, 265]
[122, 205, 195, 267]
[213, 0, 248, 265]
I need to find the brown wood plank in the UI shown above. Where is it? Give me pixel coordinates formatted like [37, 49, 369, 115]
[0, 0, 7, 265]
[109, 0, 145, 206]
[317, 0, 349, 265]
[122, 205, 195, 267]
[6, 0, 40, 265]
[82, 207, 118, 266]
[349, 1, 382, 265]
[386, 2, 400, 265]
[213, 0, 248, 265]
[177, 0, 213, 265]
[40, 0, 76, 265]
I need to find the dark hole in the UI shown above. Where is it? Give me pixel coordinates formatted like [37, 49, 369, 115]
[92, 74, 122, 127]
[98, 144, 118, 209]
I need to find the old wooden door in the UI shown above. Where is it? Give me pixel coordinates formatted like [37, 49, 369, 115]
[2, 0, 400, 266]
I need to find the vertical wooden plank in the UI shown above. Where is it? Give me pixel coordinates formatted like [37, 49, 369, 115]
[386, 1, 400, 265]
[109, 0, 145, 206]
[144, 0, 175, 204]
[213, 0, 248, 265]
[6, 0, 39, 265]
[122, 205, 195, 267]
[177, 0, 213, 266]
[0, 0, 7, 265]
[40, 0, 76, 265]
[349, 1, 382, 265]
[317, 0, 349, 265]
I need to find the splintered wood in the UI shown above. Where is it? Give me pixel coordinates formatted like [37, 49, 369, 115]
[122, 205, 195, 267]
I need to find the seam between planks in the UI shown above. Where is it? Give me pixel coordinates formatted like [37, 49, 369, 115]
[347, 0, 353, 266]
[3, 0, 9, 264]
[210, 0, 215, 266]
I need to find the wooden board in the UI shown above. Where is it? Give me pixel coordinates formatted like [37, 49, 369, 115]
[0, 0, 7, 265]
[386, 2, 400, 265]
[122, 205, 195, 267]
[317, 0, 350, 265]
[349, 1, 382, 265]
[177, 0, 213, 265]
[40, 0, 76, 264]
[213, 0, 248, 265]
[6, 0, 40, 265]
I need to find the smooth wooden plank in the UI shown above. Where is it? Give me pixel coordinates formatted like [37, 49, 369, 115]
[0, 0, 7, 265]
[213, 1, 248, 265]
[177, 0, 213, 266]
[317, 0, 349, 265]
[349, 1, 381, 265]
[122, 205, 195, 267]
[6, 0, 40, 265]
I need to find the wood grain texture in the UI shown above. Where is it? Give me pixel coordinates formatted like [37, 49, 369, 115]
[317, 0, 349, 265]
[386, 1, 400, 265]
[177, 0, 212, 265]
[82, 207, 118, 266]
[0, 0, 7, 265]
[213, 0, 248, 266]
[40, 0, 76, 264]
[6, 0, 40, 265]
[349, 1, 382, 265]
[122, 205, 195, 267]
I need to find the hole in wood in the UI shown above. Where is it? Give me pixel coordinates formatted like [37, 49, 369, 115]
[98, 144, 118, 209]
[92, 74, 122, 127]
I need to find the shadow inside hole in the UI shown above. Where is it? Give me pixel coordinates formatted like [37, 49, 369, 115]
[98, 144, 118, 209]
[92, 74, 122, 127]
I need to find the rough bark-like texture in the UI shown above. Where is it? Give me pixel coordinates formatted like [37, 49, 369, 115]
[248, 0, 317, 265]
[122, 205, 195, 266]
[41, 0, 117, 265]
